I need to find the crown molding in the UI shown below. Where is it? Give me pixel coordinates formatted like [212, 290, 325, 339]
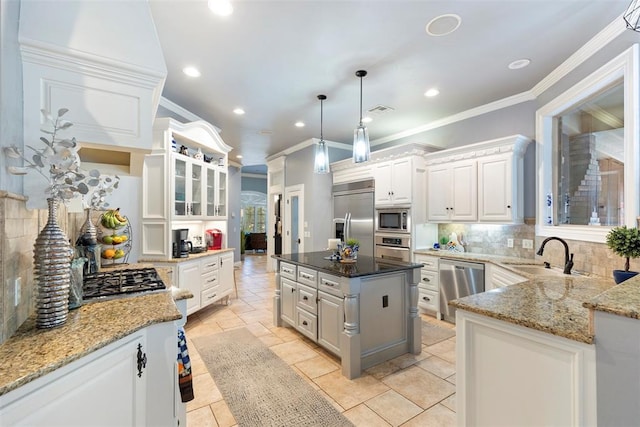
[424, 134, 532, 165]
[158, 97, 222, 133]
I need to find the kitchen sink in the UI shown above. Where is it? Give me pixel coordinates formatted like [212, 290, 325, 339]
[507, 264, 584, 277]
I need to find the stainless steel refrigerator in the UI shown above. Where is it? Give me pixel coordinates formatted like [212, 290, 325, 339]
[332, 179, 375, 257]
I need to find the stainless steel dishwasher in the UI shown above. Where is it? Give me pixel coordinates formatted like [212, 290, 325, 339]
[439, 258, 485, 323]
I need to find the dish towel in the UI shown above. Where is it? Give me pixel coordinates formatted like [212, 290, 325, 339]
[177, 327, 194, 402]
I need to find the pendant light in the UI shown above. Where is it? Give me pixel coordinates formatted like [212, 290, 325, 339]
[353, 70, 371, 163]
[314, 94, 330, 174]
[624, 0, 640, 31]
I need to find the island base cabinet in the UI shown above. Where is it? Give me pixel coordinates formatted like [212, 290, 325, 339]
[318, 291, 343, 356]
[456, 310, 597, 427]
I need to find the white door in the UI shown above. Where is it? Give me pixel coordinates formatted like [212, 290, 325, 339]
[284, 185, 304, 255]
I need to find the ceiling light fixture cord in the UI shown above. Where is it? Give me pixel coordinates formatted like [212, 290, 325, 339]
[353, 70, 370, 164]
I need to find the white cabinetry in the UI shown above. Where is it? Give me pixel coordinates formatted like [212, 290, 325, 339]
[179, 260, 202, 315]
[200, 256, 220, 309]
[486, 264, 527, 290]
[142, 118, 231, 260]
[427, 160, 477, 222]
[219, 251, 235, 298]
[425, 135, 531, 224]
[0, 322, 177, 427]
[414, 254, 440, 318]
[457, 310, 596, 426]
[374, 158, 413, 205]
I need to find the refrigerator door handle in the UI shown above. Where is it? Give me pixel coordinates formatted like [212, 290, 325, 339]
[345, 213, 351, 242]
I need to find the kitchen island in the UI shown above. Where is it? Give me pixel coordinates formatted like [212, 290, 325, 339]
[273, 252, 422, 379]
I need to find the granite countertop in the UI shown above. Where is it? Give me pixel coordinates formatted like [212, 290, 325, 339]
[274, 251, 422, 278]
[583, 275, 640, 319]
[138, 247, 234, 264]
[0, 266, 186, 397]
[414, 248, 618, 344]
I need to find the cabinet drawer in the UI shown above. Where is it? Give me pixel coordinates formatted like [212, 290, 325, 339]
[296, 283, 317, 314]
[419, 270, 439, 292]
[280, 262, 297, 280]
[418, 289, 438, 313]
[297, 266, 318, 287]
[296, 308, 318, 341]
[201, 256, 219, 274]
[201, 270, 219, 290]
[415, 254, 439, 271]
[318, 273, 343, 298]
[201, 285, 220, 307]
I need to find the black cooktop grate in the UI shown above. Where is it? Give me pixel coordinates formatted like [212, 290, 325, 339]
[83, 268, 166, 300]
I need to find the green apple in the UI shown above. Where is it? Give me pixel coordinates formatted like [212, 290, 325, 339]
[102, 235, 114, 245]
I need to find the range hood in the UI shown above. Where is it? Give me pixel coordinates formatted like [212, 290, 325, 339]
[19, 1, 167, 208]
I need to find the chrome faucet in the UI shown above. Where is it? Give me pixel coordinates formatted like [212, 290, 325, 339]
[536, 236, 574, 275]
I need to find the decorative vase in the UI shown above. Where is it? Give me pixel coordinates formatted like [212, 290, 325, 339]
[79, 208, 98, 245]
[613, 269, 639, 284]
[339, 244, 358, 264]
[33, 198, 74, 328]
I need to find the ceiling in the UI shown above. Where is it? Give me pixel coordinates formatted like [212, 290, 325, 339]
[148, 0, 630, 168]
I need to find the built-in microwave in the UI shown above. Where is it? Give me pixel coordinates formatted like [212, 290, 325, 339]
[376, 207, 410, 233]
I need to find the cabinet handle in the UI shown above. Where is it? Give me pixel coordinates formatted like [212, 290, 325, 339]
[300, 272, 313, 280]
[207, 278, 217, 283]
[206, 263, 216, 267]
[137, 343, 147, 378]
[422, 277, 430, 282]
[207, 293, 217, 299]
[283, 267, 293, 274]
[302, 320, 308, 326]
[303, 296, 308, 301]
[423, 296, 431, 301]
[291, 288, 295, 293]
[321, 279, 337, 287]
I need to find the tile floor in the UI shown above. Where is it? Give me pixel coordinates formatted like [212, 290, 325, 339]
[184, 254, 457, 427]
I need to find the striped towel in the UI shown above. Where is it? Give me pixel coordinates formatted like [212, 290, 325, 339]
[177, 327, 194, 402]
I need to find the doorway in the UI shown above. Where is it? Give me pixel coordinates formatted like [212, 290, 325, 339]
[284, 184, 304, 255]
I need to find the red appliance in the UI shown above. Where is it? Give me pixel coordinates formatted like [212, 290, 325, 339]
[205, 229, 223, 250]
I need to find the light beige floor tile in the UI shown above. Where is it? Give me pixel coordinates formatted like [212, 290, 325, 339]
[189, 351, 210, 377]
[365, 389, 423, 426]
[317, 389, 347, 413]
[424, 337, 456, 364]
[400, 403, 456, 427]
[210, 400, 236, 427]
[441, 393, 456, 412]
[389, 351, 430, 369]
[186, 322, 224, 339]
[271, 325, 303, 342]
[269, 339, 319, 365]
[187, 373, 223, 411]
[416, 355, 456, 379]
[186, 405, 218, 427]
[382, 365, 455, 410]
[446, 373, 456, 385]
[243, 321, 272, 337]
[365, 360, 401, 380]
[258, 333, 285, 347]
[314, 370, 389, 410]
[295, 355, 339, 379]
[216, 316, 247, 330]
[343, 403, 392, 427]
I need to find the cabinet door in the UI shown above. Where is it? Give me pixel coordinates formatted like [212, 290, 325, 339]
[205, 165, 217, 218]
[318, 291, 344, 356]
[451, 160, 478, 221]
[219, 252, 234, 297]
[1, 332, 146, 426]
[374, 162, 394, 204]
[178, 261, 201, 315]
[216, 168, 227, 217]
[173, 155, 188, 217]
[390, 158, 412, 204]
[478, 154, 512, 221]
[172, 155, 203, 218]
[281, 278, 296, 326]
[427, 165, 452, 221]
[190, 161, 203, 217]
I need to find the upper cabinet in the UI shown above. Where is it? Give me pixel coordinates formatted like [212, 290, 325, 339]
[374, 158, 413, 205]
[141, 118, 231, 260]
[425, 135, 531, 224]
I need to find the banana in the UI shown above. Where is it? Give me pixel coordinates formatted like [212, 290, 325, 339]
[114, 208, 127, 224]
[101, 209, 126, 229]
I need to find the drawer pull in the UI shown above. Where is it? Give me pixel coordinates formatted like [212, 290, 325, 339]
[291, 288, 295, 293]
[207, 278, 217, 283]
[206, 263, 216, 268]
[303, 296, 308, 301]
[422, 296, 431, 301]
[283, 267, 293, 274]
[300, 272, 313, 280]
[321, 279, 337, 287]
[422, 277, 430, 282]
[302, 320, 308, 326]
[208, 293, 217, 300]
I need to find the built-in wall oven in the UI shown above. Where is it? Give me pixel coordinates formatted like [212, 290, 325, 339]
[376, 207, 410, 233]
[375, 234, 411, 262]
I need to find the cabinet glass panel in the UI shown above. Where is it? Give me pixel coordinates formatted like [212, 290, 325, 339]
[191, 163, 202, 216]
[217, 169, 227, 217]
[207, 168, 216, 217]
[174, 157, 187, 216]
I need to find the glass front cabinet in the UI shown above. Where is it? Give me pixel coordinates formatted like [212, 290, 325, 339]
[174, 154, 227, 220]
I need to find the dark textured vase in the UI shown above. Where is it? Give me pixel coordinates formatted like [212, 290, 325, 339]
[33, 198, 73, 328]
[613, 269, 639, 284]
[79, 208, 98, 245]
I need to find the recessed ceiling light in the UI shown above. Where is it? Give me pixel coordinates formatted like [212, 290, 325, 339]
[426, 14, 461, 37]
[208, 0, 233, 17]
[362, 116, 373, 123]
[233, 108, 245, 115]
[295, 121, 305, 128]
[182, 66, 201, 77]
[424, 88, 440, 97]
[236, 154, 243, 159]
[508, 59, 531, 70]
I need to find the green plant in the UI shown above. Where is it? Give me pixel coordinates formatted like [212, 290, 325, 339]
[345, 238, 359, 247]
[605, 226, 640, 271]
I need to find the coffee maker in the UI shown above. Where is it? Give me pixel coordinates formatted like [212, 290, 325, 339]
[172, 229, 192, 258]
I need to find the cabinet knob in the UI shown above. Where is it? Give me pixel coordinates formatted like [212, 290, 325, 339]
[302, 320, 308, 326]
[303, 296, 308, 301]
[507, 205, 511, 209]
[423, 296, 430, 301]
[422, 277, 430, 282]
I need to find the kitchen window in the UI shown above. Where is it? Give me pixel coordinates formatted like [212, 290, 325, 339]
[241, 191, 267, 233]
[536, 44, 640, 242]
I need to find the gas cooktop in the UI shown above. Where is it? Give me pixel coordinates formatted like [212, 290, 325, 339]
[83, 268, 166, 301]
